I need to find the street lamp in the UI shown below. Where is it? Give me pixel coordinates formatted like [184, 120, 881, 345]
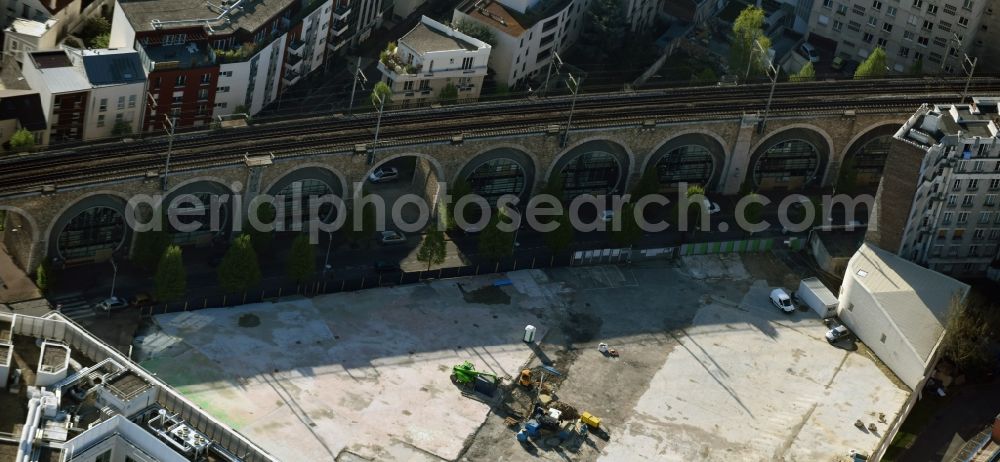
[108, 257, 118, 301]
[561, 72, 583, 148]
[752, 39, 778, 134]
[323, 230, 334, 275]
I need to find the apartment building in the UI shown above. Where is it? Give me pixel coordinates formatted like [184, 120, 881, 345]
[3, 18, 58, 65]
[0, 0, 110, 44]
[108, 0, 345, 129]
[969, 0, 1000, 72]
[20, 47, 146, 143]
[378, 15, 490, 106]
[807, 0, 989, 72]
[0, 89, 48, 146]
[453, 0, 588, 88]
[867, 98, 1000, 277]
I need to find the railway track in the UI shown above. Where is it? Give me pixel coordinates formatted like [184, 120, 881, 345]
[1, 77, 999, 197]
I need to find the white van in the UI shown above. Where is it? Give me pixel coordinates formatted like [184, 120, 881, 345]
[769, 288, 795, 314]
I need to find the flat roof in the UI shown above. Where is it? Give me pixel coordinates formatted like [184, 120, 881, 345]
[401, 21, 479, 54]
[80, 49, 146, 86]
[121, 0, 297, 34]
[30, 50, 72, 69]
[461, 0, 572, 37]
[849, 243, 969, 362]
[6, 18, 57, 38]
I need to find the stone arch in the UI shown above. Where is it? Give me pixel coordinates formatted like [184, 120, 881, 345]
[1, 205, 41, 271]
[365, 152, 447, 187]
[643, 131, 729, 192]
[454, 146, 538, 204]
[162, 178, 235, 246]
[46, 191, 131, 263]
[837, 122, 901, 190]
[748, 125, 833, 191]
[546, 138, 634, 199]
[263, 164, 347, 230]
[263, 163, 348, 198]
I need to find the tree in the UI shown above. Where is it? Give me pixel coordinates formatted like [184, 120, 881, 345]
[154, 245, 186, 302]
[691, 67, 718, 84]
[855, 47, 888, 79]
[453, 19, 497, 47]
[543, 210, 574, 253]
[731, 6, 771, 80]
[941, 295, 991, 371]
[611, 203, 643, 247]
[417, 228, 447, 270]
[91, 33, 109, 49]
[576, 0, 627, 63]
[9, 128, 35, 152]
[285, 234, 316, 283]
[791, 62, 816, 82]
[111, 120, 132, 136]
[35, 259, 53, 294]
[217, 234, 262, 293]
[371, 80, 392, 108]
[446, 179, 473, 231]
[685, 184, 706, 233]
[245, 202, 276, 254]
[438, 83, 458, 104]
[132, 228, 172, 271]
[478, 207, 515, 260]
[80, 16, 110, 40]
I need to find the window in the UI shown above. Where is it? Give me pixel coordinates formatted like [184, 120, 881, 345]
[97, 114, 105, 127]
[969, 245, 979, 256]
[953, 228, 965, 240]
[824, 0, 834, 8]
[888, 5, 898, 15]
[872, 0, 883, 8]
[419, 79, 430, 90]
[899, 46, 911, 57]
[918, 36, 930, 46]
[117, 96, 125, 110]
[218, 86, 230, 92]
[948, 194, 958, 206]
[99, 98, 107, 112]
[927, 3, 939, 14]
[854, 4, 866, 14]
[986, 194, 998, 206]
[838, 3, 849, 14]
[462, 57, 474, 69]
[915, 51, 924, 61]
[868, 15, 878, 25]
[963, 194, 976, 207]
[913, 0, 923, 7]
[980, 212, 992, 224]
[221, 71, 233, 77]
[922, 19, 935, 30]
[958, 16, 969, 26]
[968, 178, 980, 190]
[172, 95, 182, 104]
[991, 179, 1000, 190]
[197, 89, 209, 100]
[201, 73, 211, 84]
[963, 0, 974, 9]
[991, 229, 1000, 240]
[95, 451, 111, 462]
[953, 179, 963, 191]
[834, 19, 845, 30]
[877, 37, 888, 47]
[958, 211, 969, 223]
[883, 22, 893, 32]
[944, 3, 957, 14]
[933, 36, 948, 46]
[904, 30, 915, 40]
[880, 333, 887, 343]
[403, 80, 413, 91]
[863, 32, 875, 42]
[176, 75, 187, 86]
[128, 95, 136, 108]
[849, 20, 863, 31]
[943, 211, 954, 224]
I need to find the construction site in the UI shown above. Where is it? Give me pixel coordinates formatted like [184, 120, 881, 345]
[133, 255, 912, 461]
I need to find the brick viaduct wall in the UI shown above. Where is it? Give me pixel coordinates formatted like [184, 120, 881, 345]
[0, 110, 909, 273]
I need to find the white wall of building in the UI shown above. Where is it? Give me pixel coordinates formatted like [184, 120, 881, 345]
[109, 1, 135, 49]
[4, 19, 59, 65]
[19, 60, 54, 122]
[301, 0, 333, 76]
[213, 61, 251, 117]
[84, 81, 145, 140]
[62, 415, 189, 462]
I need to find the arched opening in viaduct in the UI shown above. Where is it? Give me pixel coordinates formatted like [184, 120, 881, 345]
[265, 166, 346, 231]
[550, 140, 630, 200]
[364, 153, 445, 232]
[749, 128, 830, 191]
[645, 133, 726, 192]
[163, 180, 234, 246]
[838, 124, 898, 192]
[1, 207, 38, 270]
[455, 147, 536, 206]
[48, 194, 129, 264]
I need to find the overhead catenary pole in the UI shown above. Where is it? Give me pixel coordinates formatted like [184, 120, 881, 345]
[754, 39, 778, 134]
[369, 91, 386, 165]
[162, 115, 177, 191]
[542, 52, 564, 97]
[347, 56, 366, 115]
[561, 73, 582, 148]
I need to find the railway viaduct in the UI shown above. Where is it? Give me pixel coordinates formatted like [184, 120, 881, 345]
[0, 107, 906, 273]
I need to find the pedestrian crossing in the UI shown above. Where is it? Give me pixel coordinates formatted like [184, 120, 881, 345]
[51, 294, 95, 320]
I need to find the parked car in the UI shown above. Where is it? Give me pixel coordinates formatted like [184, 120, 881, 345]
[769, 288, 795, 314]
[95, 296, 128, 312]
[374, 261, 402, 273]
[826, 324, 850, 343]
[702, 199, 721, 214]
[368, 167, 399, 183]
[378, 230, 406, 245]
[600, 210, 615, 222]
[799, 43, 820, 63]
[831, 55, 846, 70]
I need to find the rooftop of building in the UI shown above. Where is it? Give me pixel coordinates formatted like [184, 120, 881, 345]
[79, 48, 146, 85]
[401, 16, 483, 54]
[459, 0, 573, 37]
[0, 311, 277, 462]
[25, 48, 145, 93]
[848, 243, 970, 363]
[899, 97, 1000, 147]
[121, 0, 299, 35]
[5, 18, 58, 38]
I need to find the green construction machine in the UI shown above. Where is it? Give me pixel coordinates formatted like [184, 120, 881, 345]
[451, 361, 499, 393]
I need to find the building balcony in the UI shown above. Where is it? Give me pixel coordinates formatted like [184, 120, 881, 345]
[282, 69, 301, 86]
[288, 39, 305, 55]
[327, 35, 347, 52]
[332, 3, 352, 19]
[285, 53, 303, 71]
[331, 19, 349, 36]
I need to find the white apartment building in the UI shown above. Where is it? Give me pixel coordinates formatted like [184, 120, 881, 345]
[453, 0, 588, 88]
[378, 15, 490, 105]
[807, 0, 989, 72]
[0, 0, 110, 52]
[869, 98, 1000, 277]
[355, 0, 385, 43]
[3, 17, 58, 65]
[21, 47, 146, 142]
